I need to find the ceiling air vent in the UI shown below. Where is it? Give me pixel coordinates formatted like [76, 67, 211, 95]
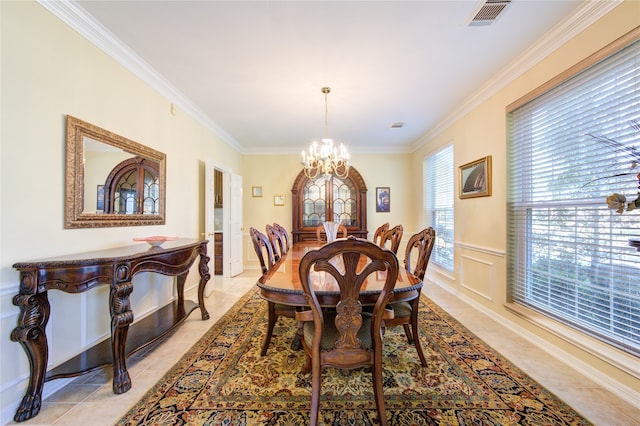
[468, 0, 511, 26]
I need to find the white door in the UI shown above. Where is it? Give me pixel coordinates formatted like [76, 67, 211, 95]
[204, 162, 217, 296]
[229, 173, 243, 276]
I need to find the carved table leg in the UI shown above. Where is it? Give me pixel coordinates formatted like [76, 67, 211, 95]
[175, 273, 187, 318]
[197, 245, 211, 320]
[10, 272, 50, 423]
[176, 272, 187, 305]
[110, 266, 134, 394]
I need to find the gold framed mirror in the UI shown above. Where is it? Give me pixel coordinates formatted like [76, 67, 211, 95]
[65, 115, 166, 228]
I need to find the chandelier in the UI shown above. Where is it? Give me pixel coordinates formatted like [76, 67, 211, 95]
[301, 87, 350, 179]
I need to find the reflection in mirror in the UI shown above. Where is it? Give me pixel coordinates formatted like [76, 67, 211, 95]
[83, 137, 135, 214]
[65, 115, 166, 228]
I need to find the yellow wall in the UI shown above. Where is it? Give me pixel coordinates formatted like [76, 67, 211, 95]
[242, 153, 415, 269]
[412, 0, 639, 402]
[0, 2, 241, 420]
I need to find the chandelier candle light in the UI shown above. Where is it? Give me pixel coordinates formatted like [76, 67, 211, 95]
[302, 87, 350, 180]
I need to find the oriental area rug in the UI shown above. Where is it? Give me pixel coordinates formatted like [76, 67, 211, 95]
[117, 287, 591, 425]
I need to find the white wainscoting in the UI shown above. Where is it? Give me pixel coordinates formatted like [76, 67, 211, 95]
[456, 241, 505, 303]
[460, 254, 495, 302]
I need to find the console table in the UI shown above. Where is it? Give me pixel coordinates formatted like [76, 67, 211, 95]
[10, 238, 210, 422]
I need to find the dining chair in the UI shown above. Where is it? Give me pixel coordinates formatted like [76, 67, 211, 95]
[252, 226, 297, 356]
[372, 222, 389, 246]
[379, 224, 403, 254]
[315, 221, 347, 243]
[273, 223, 290, 254]
[249, 227, 276, 274]
[296, 236, 399, 426]
[266, 223, 286, 260]
[385, 227, 435, 367]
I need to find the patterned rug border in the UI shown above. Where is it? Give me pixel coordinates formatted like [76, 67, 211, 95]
[118, 286, 592, 425]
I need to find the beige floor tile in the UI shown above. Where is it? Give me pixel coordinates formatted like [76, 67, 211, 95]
[6, 402, 75, 426]
[41, 384, 101, 404]
[52, 401, 134, 426]
[561, 386, 640, 426]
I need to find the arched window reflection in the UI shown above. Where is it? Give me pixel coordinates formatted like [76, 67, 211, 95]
[103, 157, 160, 214]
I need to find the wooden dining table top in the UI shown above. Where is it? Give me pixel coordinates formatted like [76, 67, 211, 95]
[257, 240, 423, 307]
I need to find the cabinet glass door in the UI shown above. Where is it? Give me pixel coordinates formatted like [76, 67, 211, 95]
[302, 176, 327, 227]
[332, 177, 357, 226]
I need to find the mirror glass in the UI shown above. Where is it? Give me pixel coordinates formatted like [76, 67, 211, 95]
[65, 115, 166, 228]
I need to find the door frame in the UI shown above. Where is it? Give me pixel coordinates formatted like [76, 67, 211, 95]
[205, 162, 232, 278]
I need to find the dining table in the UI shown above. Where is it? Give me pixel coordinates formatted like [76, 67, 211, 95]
[257, 240, 423, 308]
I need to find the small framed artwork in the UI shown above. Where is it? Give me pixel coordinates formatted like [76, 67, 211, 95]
[96, 185, 104, 211]
[252, 186, 262, 197]
[459, 155, 492, 199]
[274, 195, 285, 206]
[376, 187, 390, 212]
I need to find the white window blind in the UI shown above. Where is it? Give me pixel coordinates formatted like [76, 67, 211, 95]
[507, 38, 640, 355]
[424, 145, 454, 271]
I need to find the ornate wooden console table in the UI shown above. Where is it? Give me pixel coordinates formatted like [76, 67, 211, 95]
[10, 238, 210, 422]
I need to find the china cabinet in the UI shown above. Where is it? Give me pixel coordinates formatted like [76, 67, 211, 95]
[291, 167, 367, 242]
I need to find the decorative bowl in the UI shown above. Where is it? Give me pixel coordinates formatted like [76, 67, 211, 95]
[133, 236, 179, 247]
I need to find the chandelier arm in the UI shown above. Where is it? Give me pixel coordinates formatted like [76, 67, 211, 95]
[301, 86, 350, 180]
[304, 165, 320, 180]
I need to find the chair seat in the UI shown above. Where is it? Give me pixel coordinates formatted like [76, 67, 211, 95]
[274, 303, 294, 312]
[391, 301, 412, 318]
[302, 312, 373, 350]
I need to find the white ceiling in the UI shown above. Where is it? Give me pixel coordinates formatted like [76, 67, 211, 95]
[61, 0, 613, 154]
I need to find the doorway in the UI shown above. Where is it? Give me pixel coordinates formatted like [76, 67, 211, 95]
[205, 162, 244, 285]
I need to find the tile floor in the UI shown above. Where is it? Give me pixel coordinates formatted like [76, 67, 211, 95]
[7, 272, 639, 426]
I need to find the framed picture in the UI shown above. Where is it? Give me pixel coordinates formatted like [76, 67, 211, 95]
[459, 155, 492, 199]
[376, 187, 390, 212]
[274, 195, 285, 206]
[252, 186, 262, 197]
[96, 185, 104, 211]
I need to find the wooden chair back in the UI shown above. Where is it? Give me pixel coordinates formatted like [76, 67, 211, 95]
[380, 224, 403, 254]
[249, 227, 276, 275]
[273, 223, 290, 254]
[315, 222, 347, 242]
[373, 222, 389, 245]
[404, 227, 436, 280]
[296, 236, 399, 425]
[266, 224, 286, 260]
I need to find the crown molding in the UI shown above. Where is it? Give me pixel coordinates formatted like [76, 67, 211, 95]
[38, 0, 244, 153]
[39, 0, 621, 156]
[410, 0, 622, 152]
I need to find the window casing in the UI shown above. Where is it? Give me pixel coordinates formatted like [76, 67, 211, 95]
[424, 145, 454, 271]
[507, 33, 640, 356]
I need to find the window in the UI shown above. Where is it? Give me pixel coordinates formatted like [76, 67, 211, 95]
[507, 34, 640, 355]
[424, 145, 454, 271]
